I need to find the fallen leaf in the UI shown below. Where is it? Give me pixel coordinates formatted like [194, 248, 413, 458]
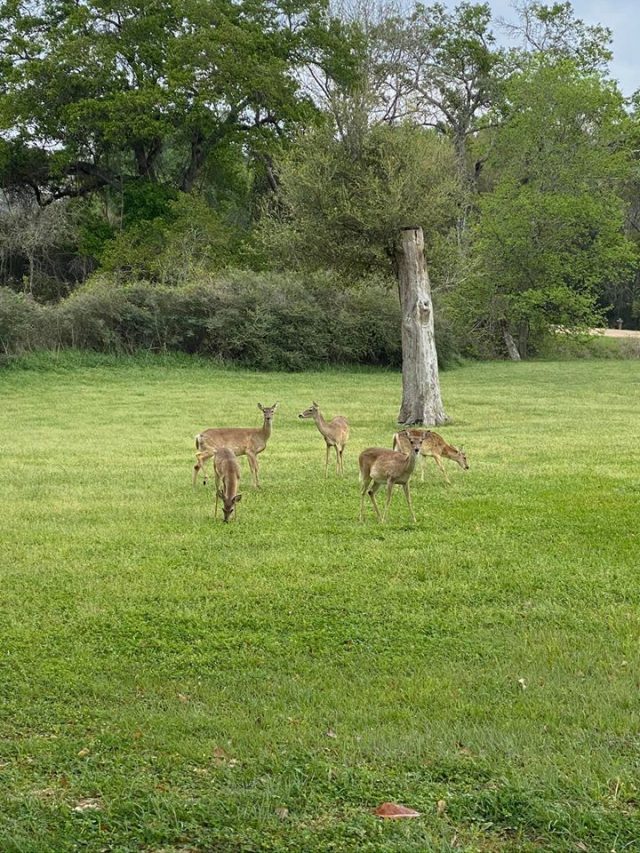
[77, 748, 90, 758]
[73, 798, 102, 812]
[437, 799, 447, 815]
[517, 678, 527, 690]
[177, 693, 190, 703]
[374, 802, 421, 819]
[275, 807, 289, 820]
[575, 843, 588, 852]
[325, 729, 337, 739]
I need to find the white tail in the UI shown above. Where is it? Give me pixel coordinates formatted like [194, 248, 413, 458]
[358, 430, 424, 523]
[393, 428, 469, 484]
[193, 402, 278, 489]
[213, 448, 242, 522]
[298, 401, 349, 477]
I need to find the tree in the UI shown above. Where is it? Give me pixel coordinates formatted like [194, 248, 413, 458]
[260, 122, 459, 421]
[454, 59, 636, 358]
[0, 0, 353, 203]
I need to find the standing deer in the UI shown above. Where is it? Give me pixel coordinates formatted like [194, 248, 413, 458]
[213, 448, 242, 522]
[298, 401, 349, 477]
[193, 402, 278, 489]
[359, 430, 424, 523]
[393, 428, 469, 484]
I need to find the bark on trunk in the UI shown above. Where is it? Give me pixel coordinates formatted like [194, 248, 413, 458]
[501, 322, 521, 361]
[396, 227, 448, 426]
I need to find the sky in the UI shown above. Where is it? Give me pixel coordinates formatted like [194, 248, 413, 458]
[487, 0, 639, 96]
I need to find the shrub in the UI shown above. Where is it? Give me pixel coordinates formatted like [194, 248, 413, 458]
[0, 271, 461, 370]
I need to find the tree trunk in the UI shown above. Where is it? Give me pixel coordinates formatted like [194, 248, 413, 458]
[396, 227, 448, 425]
[500, 321, 521, 361]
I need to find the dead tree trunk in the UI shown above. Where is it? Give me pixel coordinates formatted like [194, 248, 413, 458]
[500, 321, 521, 361]
[396, 227, 448, 426]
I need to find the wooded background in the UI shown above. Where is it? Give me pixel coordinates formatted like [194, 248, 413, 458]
[1, 0, 639, 363]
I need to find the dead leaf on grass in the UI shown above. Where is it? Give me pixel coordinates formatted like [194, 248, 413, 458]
[436, 799, 447, 815]
[73, 798, 102, 812]
[374, 802, 421, 819]
[325, 729, 337, 739]
[77, 748, 90, 758]
[275, 807, 289, 820]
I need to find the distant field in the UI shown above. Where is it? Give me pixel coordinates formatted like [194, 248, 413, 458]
[1, 353, 639, 852]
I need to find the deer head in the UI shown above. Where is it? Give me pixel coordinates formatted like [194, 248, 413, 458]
[298, 401, 319, 419]
[258, 402, 279, 423]
[397, 429, 424, 458]
[218, 489, 242, 523]
[452, 446, 469, 470]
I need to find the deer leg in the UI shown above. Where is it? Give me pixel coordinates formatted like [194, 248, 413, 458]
[339, 446, 345, 476]
[193, 451, 212, 486]
[324, 444, 330, 478]
[368, 481, 382, 522]
[433, 455, 451, 485]
[335, 445, 340, 475]
[380, 479, 396, 523]
[359, 476, 370, 522]
[247, 452, 259, 488]
[402, 483, 417, 523]
[420, 454, 426, 482]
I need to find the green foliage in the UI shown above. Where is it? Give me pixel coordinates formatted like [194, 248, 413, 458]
[260, 123, 461, 280]
[453, 59, 637, 357]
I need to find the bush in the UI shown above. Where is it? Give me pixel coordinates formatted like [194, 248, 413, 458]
[0, 289, 54, 355]
[0, 271, 463, 370]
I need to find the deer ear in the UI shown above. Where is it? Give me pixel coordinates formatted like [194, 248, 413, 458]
[312, 400, 318, 407]
[273, 401, 279, 410]
[234, 494, 242, 503]
[257, 403, 263, 411]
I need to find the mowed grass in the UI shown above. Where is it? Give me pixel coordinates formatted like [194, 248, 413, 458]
[1, 353, 639, 852]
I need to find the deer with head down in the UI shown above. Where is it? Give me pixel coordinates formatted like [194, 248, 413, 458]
[393, 428, 469, 484]
[359, 429, 424, 523]
[213, 448, 242, 522]
[298, 401, 349, 477]
[193, 402, 279, 489]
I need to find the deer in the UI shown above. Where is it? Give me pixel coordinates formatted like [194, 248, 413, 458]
[359, 429, 424, 523]
[298, 401, 349, 477]
[393, 428, 469, 484]
[193, 402, 279, 489]
[213, 448, 242, 522]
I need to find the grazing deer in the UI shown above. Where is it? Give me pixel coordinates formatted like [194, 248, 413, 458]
[393, 428, 469, 484]
[213, 448, 242, 522]
[298, 401, 350, 477]
[359, 429, 424, 523]
[193, 402, 279, 489]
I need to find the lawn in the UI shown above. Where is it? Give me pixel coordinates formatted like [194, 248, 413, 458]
[1, 353, 639, 852]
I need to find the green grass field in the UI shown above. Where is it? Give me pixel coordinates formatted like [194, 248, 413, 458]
[1, 353, 639, 852]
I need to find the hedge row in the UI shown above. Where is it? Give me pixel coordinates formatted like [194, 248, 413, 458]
[0, 271, 461, 370]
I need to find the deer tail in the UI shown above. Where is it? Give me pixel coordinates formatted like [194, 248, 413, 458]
[195, 434, 203, 451]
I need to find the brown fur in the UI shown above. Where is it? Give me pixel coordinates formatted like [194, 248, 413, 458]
[213, 448, 242, 522]
[298, 401, 349, 477]
[393, 428, 468, 484]
[193, 402, 278, 489]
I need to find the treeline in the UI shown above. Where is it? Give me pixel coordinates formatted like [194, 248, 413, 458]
[1, 0, 639, 364]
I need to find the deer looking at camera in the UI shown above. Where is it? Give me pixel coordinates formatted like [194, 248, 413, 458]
[213, 448, 242, 522]
[193, 402, 278, 489]
[359, 429, 424, 523]
[393, 428, 469, 484]
[298, 401, 349, 477]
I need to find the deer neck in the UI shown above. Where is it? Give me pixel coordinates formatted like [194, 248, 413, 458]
[260, 416, 272, 442]
[224, 468, 239, 499]
[314, 409, 329, 435]
[402, 450, 419, 476]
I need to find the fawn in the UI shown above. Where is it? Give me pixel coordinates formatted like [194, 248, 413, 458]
[213, 448, 242, 522]
[359, 430, 424, 523]
[393, 428, 468, 484]
[298, 401, 349, 476]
